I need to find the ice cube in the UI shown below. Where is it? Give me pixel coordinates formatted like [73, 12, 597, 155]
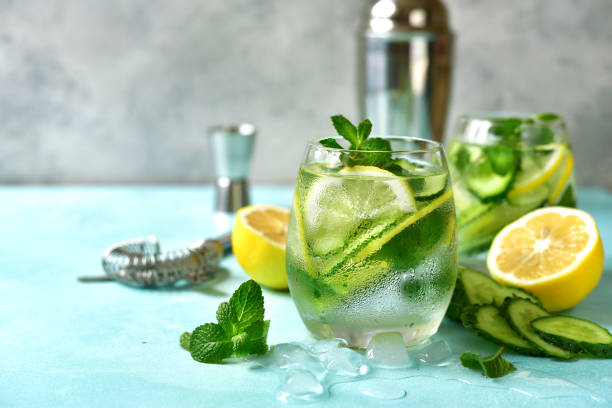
[365, 332, 413, 368]
[321, 346, 369, 379]
[413, 340, 452, 366]
[308, 337, 348, 355]
[272, 343, 326, 380]
[276, 369, 326, 403]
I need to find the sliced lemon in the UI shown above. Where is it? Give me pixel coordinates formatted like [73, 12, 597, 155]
[487, 207, 604, 312]
[548, 151, 574, 204]
[333, 187, 453, 271]
[300, 165, 416, 273]
[232, 204, 290, 290]
[507, 145, 565, 198]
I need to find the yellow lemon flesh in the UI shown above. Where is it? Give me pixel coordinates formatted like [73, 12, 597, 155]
[232, 204, 290, 290]
[487, 207, 604, 312]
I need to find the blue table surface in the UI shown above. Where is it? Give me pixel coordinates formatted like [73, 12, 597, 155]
[1, 185, 612, 408]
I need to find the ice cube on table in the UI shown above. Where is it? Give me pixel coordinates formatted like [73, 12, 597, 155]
[276, 369, 326, 403]
[320, 346, 369, 379]
[308, 337, 348, 355]
[365, 332, 412, 368]
[272, 343, 326, 380]
[412, 340, 452, 366]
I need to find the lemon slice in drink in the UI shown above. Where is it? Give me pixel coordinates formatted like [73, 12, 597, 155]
[487, 207, 604, 312]
[300, 165, 416, 274]
[548, 151, 574, 204]
[507, 145, 566, 198]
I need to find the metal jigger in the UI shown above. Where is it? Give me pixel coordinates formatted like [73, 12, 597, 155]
[209, 124, 256, 213]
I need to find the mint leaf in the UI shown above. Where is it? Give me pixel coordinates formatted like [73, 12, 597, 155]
[352, 138, 392, 167]
[489, 118, 521, 143]
[453, 146, 471, 172]
[232, 332, 250, 357]
[534, 112, 560, 122]
[460, 346, 516, 378]
[233, 320, 270, 357]
[360, 137, 391, 152]
[229, 280, 264, 332]
[181, 280, 270, 364]
[180, 332, 191, 351]
[357, 119, 372, 144]
[327, 114, 397, 169]
[483, 145, 518, 176]
[320, 138, 343, 149]
[216, 301, 237, 336]
[189, 323, 234, 364]
[331, 115, 359, 147]
[245, 320, 270, 355]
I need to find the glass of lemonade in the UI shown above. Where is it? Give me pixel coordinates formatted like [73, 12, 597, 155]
[286, 137, 458, 349]
[447, 113, 577, 256]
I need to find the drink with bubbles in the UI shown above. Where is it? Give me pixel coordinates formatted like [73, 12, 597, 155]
[286, 137, 458, 349]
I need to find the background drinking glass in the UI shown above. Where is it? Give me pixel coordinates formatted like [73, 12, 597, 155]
[286, 137, 458, 349]
[447, 113, 576, 257]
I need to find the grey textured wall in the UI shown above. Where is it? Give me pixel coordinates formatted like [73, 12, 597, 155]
[1, 0, 611, 187]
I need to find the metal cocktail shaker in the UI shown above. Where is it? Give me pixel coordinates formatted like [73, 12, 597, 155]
[358, 0, 453, 142]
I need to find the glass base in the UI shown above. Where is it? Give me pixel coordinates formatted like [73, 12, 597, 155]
[302, 313, 445, 349]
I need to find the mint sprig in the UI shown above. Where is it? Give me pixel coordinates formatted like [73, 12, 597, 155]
[181, 280, 270, 364]
[326, 114, 393, 169]
[460, 346, 516, 378]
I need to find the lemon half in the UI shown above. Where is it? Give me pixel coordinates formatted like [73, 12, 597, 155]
[487, 207, 604, 312]
[232, 204, 290, 290]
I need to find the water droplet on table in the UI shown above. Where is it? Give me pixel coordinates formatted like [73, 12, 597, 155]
[358, 379, 406, 399]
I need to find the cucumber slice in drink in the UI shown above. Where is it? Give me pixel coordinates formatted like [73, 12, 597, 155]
[411, 172, 448, 200]
[319, 189, 454, 298]
[466, 160, 515, 201]
[300, 165, 416, 272]
[507, 184, 549, 207]
[458, 201, 541, 254]
[531, 316, 612, 358]
[388, 158, 448, 200]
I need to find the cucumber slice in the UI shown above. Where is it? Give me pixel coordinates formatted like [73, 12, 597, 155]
[532, 316, 612, 358]
[506, 183, 548, 207]
[446, 266, 541, 320]
[453, 181, 493, 227]
[498, 286, 542, 308]
[556, 183, 577, 207]
[466, 160, 515, 201]
[503, 298, 573, 359]
[458, 202, 539, 254]
[411, 173, 448, 200]
[389, 159, 448, 200]
[461, 304, 542, 355]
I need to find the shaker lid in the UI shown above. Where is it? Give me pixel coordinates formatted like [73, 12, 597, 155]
[363, 0, 451, 36]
